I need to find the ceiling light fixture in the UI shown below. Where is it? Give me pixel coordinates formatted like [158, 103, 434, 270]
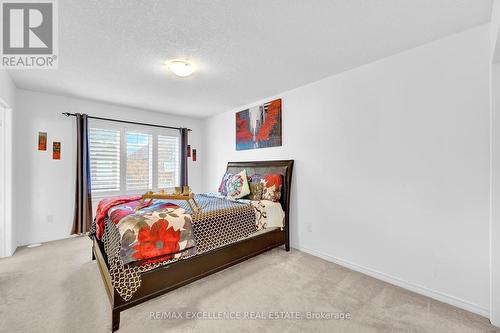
[167, 60, 194, 77]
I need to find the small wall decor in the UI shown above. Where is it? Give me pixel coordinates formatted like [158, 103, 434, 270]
[192, 149, 197, 161]
[236, 98, 282, 150]
[187, 144, 191, 158]
[38, 132, 47, 151]
[53, 142, 61, 160]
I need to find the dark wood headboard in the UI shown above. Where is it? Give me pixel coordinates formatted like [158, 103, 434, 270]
[226, 160, 294, 248]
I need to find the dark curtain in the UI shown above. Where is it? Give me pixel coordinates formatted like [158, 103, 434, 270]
[180, 128, 189, 186]
[71, 113, 93, 235]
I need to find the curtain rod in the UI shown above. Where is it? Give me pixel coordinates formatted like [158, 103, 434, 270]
[62, 112, 192, 131]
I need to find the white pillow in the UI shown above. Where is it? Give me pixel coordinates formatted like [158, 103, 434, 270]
[226, 169, 250, 199]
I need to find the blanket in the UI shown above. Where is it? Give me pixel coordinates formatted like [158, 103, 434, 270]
[94, 196, 142, 239]
[98, 197, 196, 265]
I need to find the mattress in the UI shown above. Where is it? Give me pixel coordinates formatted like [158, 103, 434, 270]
[246, 226, 281, 239]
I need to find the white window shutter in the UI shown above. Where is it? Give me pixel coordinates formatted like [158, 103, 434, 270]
[126, 132, 153, 191]
[158, 135, 180, 189]
[88, 128, 121, 193]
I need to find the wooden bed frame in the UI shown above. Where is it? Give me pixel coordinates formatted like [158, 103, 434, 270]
[92, 160, 294, 332]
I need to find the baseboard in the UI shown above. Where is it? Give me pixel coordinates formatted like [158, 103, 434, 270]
[0, 244, 16, 258]
[292, 244, 489, 318]
[9, 244, 16, 256]
[18, 234, 79, 248]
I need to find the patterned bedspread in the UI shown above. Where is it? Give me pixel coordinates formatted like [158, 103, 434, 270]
[167, 194, 258, 254]
[91, 194, 260, 301]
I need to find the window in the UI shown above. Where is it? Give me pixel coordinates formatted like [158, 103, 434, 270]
[88, 122, 181, 197]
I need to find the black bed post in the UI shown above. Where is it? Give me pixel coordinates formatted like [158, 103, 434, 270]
[285, 160, 293, 252]
[284, 198, 290, 252]
[112, 308, 120, 332]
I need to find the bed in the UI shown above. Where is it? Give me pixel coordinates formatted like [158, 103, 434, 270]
[91, 160, 294, 332]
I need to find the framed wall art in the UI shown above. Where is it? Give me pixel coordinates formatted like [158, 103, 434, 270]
[235, 98, 282, 151]
[53, 142, 61, 160]
[38, 132, 47, 151]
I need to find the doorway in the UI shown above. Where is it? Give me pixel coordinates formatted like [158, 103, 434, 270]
[0, 104, 5, 257]
[0, 100, 12, 258]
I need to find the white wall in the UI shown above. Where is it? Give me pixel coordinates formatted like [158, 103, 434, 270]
[13, 89, 203, 246]
[490, 1, 500, 323]
[203, 25, 491, 316]
[491, 0, 500, 63]
[0, 70, 15, 256]
[491, 63, 500, 326]
[0, 69, 16, 108]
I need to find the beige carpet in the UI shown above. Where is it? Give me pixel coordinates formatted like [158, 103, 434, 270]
[0, 236, 498, 333]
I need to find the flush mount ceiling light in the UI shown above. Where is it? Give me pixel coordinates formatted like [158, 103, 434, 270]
[167, 60, 194, 77]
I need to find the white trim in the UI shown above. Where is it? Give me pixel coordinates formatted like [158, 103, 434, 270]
[490, 61, 500, 327]
[0, 98, 13, 257]
[0, 105, 5, 257]
[292, 244, 489, 318]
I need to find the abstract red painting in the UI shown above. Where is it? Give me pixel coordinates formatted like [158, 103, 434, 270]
[235, 98, 282, 150]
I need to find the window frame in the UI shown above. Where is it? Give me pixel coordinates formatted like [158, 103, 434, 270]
[89, 119, 181, 200]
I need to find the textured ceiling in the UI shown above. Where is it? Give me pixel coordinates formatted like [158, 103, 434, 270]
[8, 0, 493, 118]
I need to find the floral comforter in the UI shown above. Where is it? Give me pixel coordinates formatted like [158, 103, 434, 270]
[97, 198, 196, 265]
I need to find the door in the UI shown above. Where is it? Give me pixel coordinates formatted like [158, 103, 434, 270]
[0, 106, 5, 257]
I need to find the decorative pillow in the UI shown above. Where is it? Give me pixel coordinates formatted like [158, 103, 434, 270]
[226, 169, 251, 199]
[248, 173, 264, 183]
[218, 172, 233, 195]
[247, 182, 264, 201]
[261, 173, 283, 202]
